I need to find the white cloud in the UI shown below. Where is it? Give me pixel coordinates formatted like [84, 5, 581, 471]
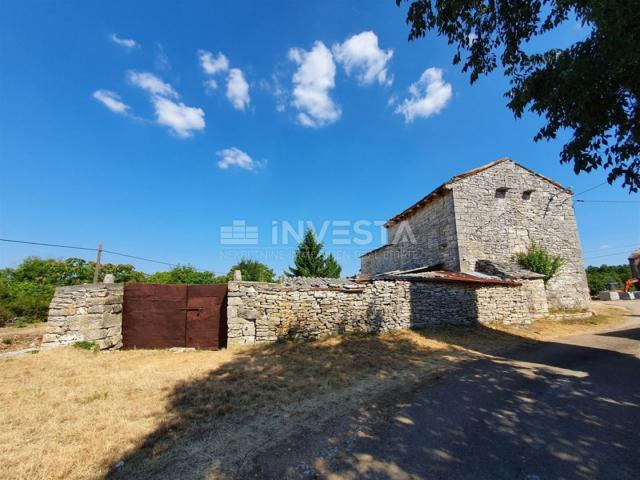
[394, 68, 452, 122]
[110, 33, 137, 49]
[127, 71, 177, 98]
[152, 97, 205, 138]
[226, 68, 250, 110]
[288, 41, 340, 128]
[216, 147, 261, 171]
[199, 50, 229, 75]
[127, 71, 204, 138]
[204, 78, 218, 93]
[333, 31, 393, 86]
[155, 43, 171, 71]
[93, 89, 130, 115]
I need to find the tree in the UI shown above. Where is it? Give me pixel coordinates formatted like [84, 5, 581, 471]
[515, 243, 564, 284]
[227, 258, 276, 282]
[396, 0, 640, 192]
[322, 253, 342, 278]
[585, 264, 634, 294]
[286, 230, 342, 278]
[146, 265, 225, 284]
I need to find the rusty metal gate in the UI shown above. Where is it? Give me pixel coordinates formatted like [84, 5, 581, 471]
[122, 283, 227, 350]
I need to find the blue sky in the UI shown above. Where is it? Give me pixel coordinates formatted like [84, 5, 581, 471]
[1, 1, 638, 277]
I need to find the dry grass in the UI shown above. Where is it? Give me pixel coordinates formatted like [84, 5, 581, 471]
[0, 305, 629, 480]
[495, 302, 629, 341]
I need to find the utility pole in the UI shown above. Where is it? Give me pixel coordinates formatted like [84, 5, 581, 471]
[93, 242, 103, 284]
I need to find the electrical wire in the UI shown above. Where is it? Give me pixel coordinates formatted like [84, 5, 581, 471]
[0, 238, 224, 274]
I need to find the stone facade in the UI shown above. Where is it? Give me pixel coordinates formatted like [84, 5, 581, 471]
[42, 283, 123, 350]
[361, 159, 590, 310]
[227, 277, 532, 347]
[361, 191, 459, 275]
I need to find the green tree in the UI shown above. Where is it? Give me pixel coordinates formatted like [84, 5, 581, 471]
[227, 258, 276, 282]
[286, 230, 342, 278]
[585, 264, 634, 294]
[146, 265, 225, 284]
[396, 0, 640, 191]
[515, 243, 564, 284]
[322, 253, 342, 278]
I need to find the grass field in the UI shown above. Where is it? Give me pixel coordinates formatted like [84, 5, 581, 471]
[0, 303, 627, 479]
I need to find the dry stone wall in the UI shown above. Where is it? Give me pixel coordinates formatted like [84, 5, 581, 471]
[227, 278, 532, 346]
[42, 283, 123, 350]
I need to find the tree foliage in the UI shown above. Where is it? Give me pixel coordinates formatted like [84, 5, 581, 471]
[585, 264, 634, 294]
[286, 230, 342, 278]
[226, 258, 276, 282]
[515, 243, 564, 284]
[0, 257, 228, 326]
[146, 265, 225, 284]
[396, 0, 640, 191]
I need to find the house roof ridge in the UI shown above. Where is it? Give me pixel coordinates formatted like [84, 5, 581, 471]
[384, 157, 571, 227]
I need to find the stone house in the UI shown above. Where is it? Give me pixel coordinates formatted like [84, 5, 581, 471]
[361, 158, 591, 310]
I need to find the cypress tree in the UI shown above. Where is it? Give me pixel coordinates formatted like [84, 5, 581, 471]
[286, 230, 342, 278]
[322, 253, 341, 278]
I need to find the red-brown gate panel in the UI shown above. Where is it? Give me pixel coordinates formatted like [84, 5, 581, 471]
[186, 284, 228, 349]
[123, 284, 187, 349]
[122, 283, 227, 350]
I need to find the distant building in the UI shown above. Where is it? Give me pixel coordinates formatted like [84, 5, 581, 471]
[361, 158, 590, 310]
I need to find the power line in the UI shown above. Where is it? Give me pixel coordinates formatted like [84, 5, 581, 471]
[573, 181, 608, 197]
[0, 238, 97, 252]
[585, 250, 636, 260]
[576, 199, 640, 204]
[0, 238, 223, 273]
[584, 243, 639, 254]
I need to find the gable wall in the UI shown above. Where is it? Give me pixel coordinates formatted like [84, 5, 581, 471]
[451, 161, 590, 309]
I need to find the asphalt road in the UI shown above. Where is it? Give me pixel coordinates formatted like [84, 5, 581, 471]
[330, 301, 640, 480]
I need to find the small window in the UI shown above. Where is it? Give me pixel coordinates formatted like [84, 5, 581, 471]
[495, 187, 509, 199]
[522, 190, 535, 200]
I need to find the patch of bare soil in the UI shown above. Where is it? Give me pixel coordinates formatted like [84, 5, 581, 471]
[0, 323, 45, 353]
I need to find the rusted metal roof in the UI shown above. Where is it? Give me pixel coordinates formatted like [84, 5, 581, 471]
[372, 270, 521, 286]
[384, 158, 572, 227]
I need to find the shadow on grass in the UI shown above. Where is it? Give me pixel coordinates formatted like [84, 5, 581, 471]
[107, 322, 640, 479]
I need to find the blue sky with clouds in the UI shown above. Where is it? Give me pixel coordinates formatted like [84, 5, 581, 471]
[1, 1, 638, 276]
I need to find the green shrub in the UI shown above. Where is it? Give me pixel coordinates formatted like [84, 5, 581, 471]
[2, 338, 12, 345]
[585, 264, 634, 294]
[73, 341, 97, 351]
[515, 243, 564, 284]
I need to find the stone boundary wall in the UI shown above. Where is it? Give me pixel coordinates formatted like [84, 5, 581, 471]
[42, 283, 123, 350]
[519, 279, 549, 319]
[227, 279, 532, 346]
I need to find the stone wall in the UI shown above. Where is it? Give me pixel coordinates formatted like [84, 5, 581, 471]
[452, 161, 590, 310]
[519, 279, 549, 319]
[361, 191, 460, 275]
[42, 283, 123, 350]
[227, 278, 531, 346]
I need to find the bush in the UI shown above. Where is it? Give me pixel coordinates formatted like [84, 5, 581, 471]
[226, 259, 276, 282]
[585, 264, 634, 294]
[73, 341, 97, 351]
[515, 243, 564, 284]
[0, 258, 230, 325]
